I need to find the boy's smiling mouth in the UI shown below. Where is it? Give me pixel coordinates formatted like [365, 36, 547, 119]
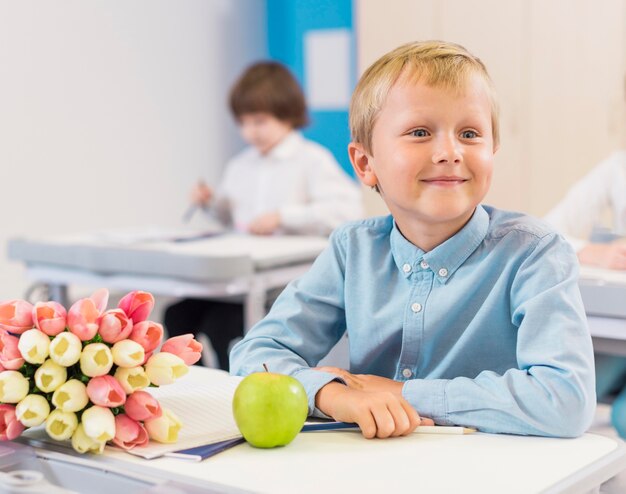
[421, 176, 468, 186]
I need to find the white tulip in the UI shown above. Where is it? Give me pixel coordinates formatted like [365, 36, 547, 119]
[15, 394, 50, 427]
[114, 366, 149, 394]
[71, 423, 106, 454]
[111, 340, 145, 368]
[0, 370, 30, 403]
[79, 343, 113, 377]
[34, 359, 67, 393]
[81, 406, 115, 442]
[45, 409, 78, 440]
[17, 329, 50, 364]
[52, 379, 89, 412]
[49, 332, 82, 367]
[144, 352, 188, 386]
[144, 408, 182, 443]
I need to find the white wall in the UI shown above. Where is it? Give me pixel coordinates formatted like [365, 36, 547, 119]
[0, 0, 266, 301]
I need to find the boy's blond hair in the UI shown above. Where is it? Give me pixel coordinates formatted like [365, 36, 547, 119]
[349, 40, 499, 154]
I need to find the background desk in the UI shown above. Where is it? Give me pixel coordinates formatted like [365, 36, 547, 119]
[10, 236, 626, 355]
[580, 266, 626, 357]
[8, 232, 327, 330]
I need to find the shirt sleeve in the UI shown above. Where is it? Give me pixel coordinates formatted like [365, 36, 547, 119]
[402, 233, 596, 437]
[229, 228, 349, 415]
[278, 147, 364, 235]
[544, 155, 616, 251]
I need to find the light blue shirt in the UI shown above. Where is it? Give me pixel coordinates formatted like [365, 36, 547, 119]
[230, 205, 596, 437]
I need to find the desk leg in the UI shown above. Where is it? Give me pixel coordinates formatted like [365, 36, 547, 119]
[244, 285, 267, 333]
[47, 284, 69, 306]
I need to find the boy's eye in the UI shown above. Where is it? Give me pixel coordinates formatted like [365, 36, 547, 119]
[410, 129, 429, 137]
[461, 130, 478, 139]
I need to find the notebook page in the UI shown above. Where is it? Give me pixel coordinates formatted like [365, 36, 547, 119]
[125, 368, 244, 459]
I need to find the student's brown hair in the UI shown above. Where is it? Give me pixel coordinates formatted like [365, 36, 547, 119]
[229, 61, 308, 129]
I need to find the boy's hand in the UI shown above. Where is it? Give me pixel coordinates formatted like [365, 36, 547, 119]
[578, 242, 626, 270]
[315, 382, 423, 439]
[316, 366, 404, 395]
[248, 211, 281, 235]
[190, 181, 213, 206]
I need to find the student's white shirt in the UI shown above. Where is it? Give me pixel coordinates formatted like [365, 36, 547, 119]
[213, 131, 364, 235]
[544, 151, 626, 251]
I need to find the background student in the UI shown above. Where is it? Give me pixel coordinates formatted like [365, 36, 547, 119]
[544, 151, 626, 269]
[164, 61, 363, 370]
[546, 151, 626, 438]
[230, 41, 595, 438]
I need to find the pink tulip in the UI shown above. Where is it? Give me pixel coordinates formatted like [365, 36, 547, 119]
[0, 404, 25, 440]
[161, 334, 203, 365]
[90, 288, 109, 313]
[124, 390, 162, 421]
[130, 321, 163, 353]
[32, 302, 67, 336]
[118, 291, 154, 324]
[0, 300, 34, 334]
[86, 375, 127, 407]
[0, 332, 24, 370]
[67, 298, 101, 341]
[112, 414, 149, 450]
[98, 309, 133, 344]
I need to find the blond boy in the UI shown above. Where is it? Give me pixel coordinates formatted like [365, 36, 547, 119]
[230, 41, 595, 438]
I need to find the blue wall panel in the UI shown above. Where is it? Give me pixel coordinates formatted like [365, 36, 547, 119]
[266, 0, 355, 177]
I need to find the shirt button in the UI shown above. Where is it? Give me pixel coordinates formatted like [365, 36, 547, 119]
[438, 268, 448, 277]
[420, 260, 429, 269]
[411, 302, 422, 313]
[402, 368, 412, 378]
[402, 263, 412, 273]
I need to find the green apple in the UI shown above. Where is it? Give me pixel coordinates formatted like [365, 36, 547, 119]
[232, 371, 308, 448]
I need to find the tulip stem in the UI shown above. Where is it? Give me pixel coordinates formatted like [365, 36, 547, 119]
[263, 363, 269, 373]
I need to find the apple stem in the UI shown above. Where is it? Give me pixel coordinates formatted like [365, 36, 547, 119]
[262, 363, 269, 372]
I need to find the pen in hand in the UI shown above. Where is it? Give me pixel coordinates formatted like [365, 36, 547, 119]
[183, 180, 212, 223]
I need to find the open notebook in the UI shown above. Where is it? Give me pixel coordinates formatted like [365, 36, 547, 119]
[23, 368, 245, 460]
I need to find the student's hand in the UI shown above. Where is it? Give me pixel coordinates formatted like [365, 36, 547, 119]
[578, 242, 626, 270]
[190, 181, 212, 207]
[315, 381, 424, 439]
[248, 211, 281, 235]
[316, 366, 404, 396]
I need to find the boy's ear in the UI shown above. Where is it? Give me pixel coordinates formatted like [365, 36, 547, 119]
[348, 142, 378, 188]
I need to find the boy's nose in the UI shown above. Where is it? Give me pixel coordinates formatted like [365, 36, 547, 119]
[431, 136, 461, 164]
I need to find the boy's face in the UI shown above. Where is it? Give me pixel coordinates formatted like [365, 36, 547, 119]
[238, 113, 292, 155]
[350, 73, 496, 246]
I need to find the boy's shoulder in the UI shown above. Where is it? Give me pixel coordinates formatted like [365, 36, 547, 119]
[483, 205, 556, 242]
[331, 215, 394, 242]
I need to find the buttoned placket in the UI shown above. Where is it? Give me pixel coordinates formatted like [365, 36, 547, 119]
[396, 259, 434, 382]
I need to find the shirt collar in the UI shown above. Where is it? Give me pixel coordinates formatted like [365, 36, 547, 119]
[262, 130, 302, 160]
[390, 205, 489, 284]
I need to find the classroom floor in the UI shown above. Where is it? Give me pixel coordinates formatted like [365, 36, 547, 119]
[590, 403, 626, 493]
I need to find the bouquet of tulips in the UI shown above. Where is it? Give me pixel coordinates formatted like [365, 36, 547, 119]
[0, 289, 202, 454]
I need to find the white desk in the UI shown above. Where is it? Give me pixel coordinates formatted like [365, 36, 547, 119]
[8, 232, 328, 330]
[120, 432, 626, 494]
[14, 427, 626, 493]
[10, 366, 626, 494]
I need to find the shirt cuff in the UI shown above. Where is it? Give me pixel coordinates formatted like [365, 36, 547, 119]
[293, 368, 345, 418]
[402, 378, 450, 424]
